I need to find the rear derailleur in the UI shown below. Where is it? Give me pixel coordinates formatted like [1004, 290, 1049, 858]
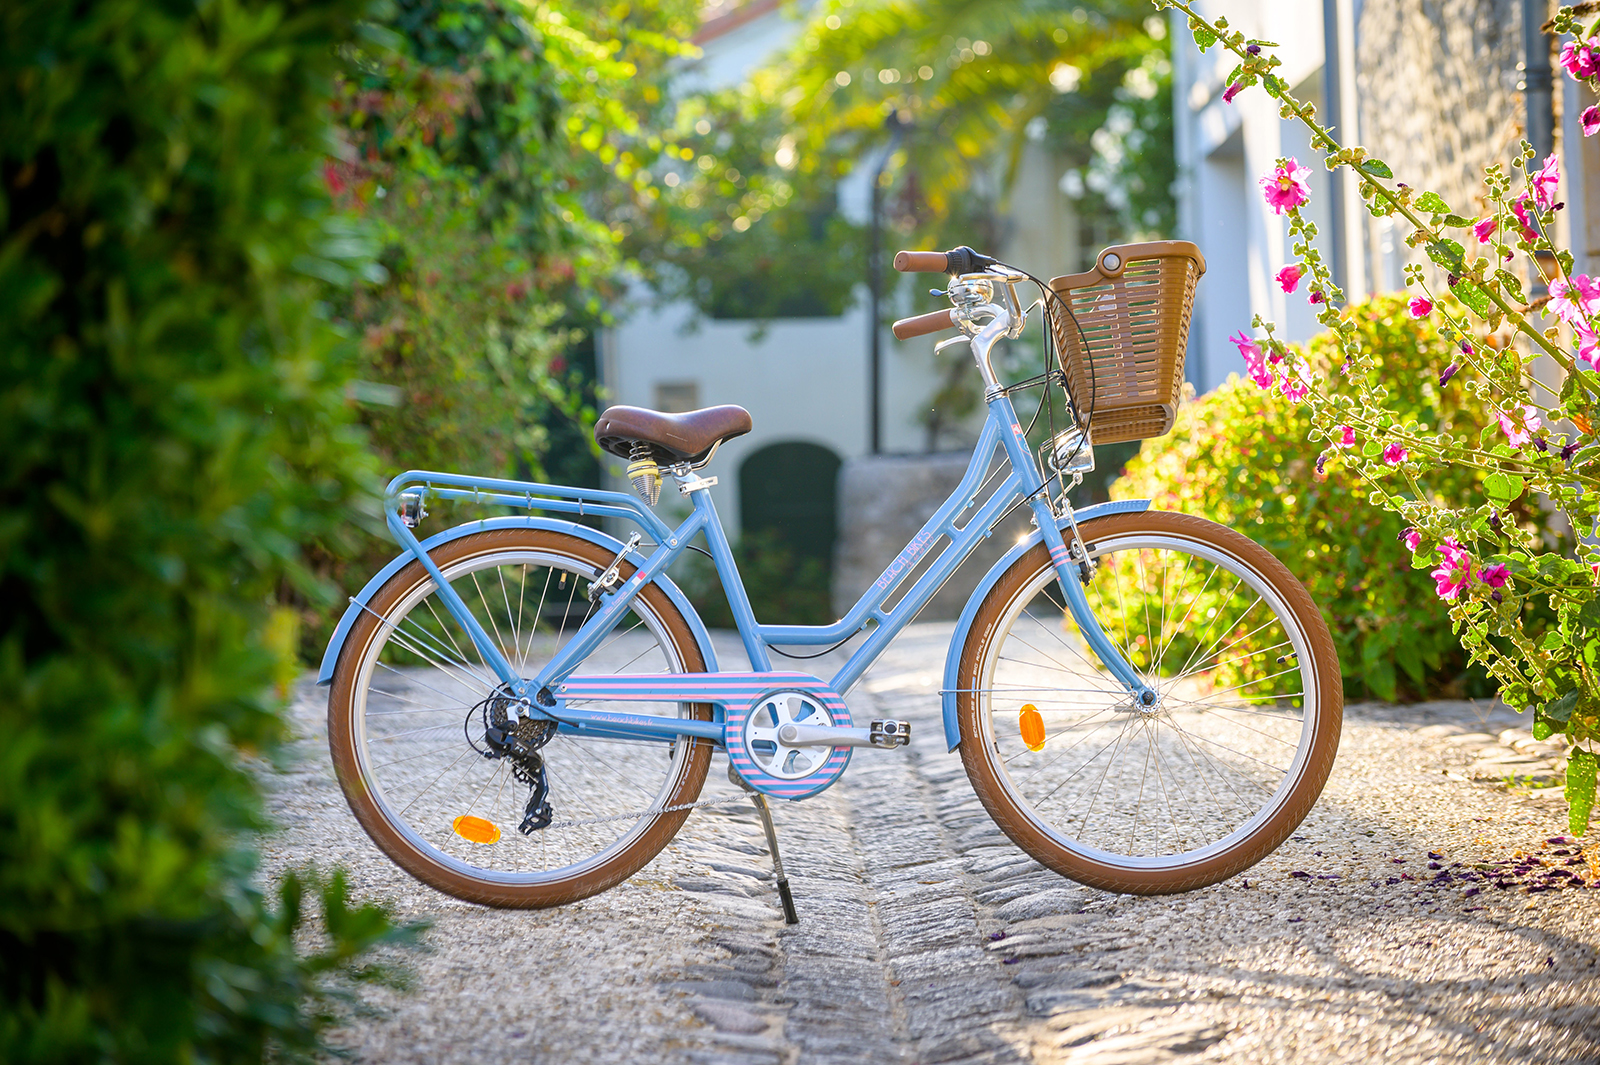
[467, 689, 557, 834]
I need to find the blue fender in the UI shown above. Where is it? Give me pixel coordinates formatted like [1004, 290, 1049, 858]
[939, 499, 1151, 751]
[317, 516, 718, 685]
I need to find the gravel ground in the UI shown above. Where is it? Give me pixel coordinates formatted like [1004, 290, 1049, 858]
[263, 622, 1600, 1065]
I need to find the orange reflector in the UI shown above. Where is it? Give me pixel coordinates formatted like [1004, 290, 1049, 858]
[453, 815, 501, 845]
[1019, 704, 1046, 752]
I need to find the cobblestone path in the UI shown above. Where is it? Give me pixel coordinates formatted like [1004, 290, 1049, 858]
[266, 623, 1600, 1065]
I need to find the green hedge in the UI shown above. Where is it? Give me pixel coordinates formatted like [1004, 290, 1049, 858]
[1115, 295, 1555, 701]
[0, 0, 409, 1059]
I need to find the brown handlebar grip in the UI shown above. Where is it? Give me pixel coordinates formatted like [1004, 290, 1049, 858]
[891, 308, 959, 340]
[894, 250, 950, 273]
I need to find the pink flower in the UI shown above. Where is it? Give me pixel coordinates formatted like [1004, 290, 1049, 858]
[1479, 563, 1510, 589]
[1308, 290, 1326, 305]
[1549, 273, 1600, 327]
[1259, 158, 1312, 215]
[1280, 366, 1310, 403]
[1223, 81, 1244, 103]
[1510, 196, 1540, 242]
[1472, 216, 1496, 244]
[1402, 528, 1422, 552]
[1431, 539, 1475, 601]
[1580, 327, 1600, 371]
[1587, 106, 1600, 138]
[1336, 425, 1355, 447]
[1383, 442, 1408, 464]
[1276, 264, 1304, 293]
[1496, 404, 1543, 447]
[1532, 154, 1562, 211]
[1231, 331, 1273, 389]
[1561, 38, 1600, 81]
[1408, 295, 1433, 318]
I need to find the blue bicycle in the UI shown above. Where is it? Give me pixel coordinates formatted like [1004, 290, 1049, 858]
[320, 243, 1342, 915]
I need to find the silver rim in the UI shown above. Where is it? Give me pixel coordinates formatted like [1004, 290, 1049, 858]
[344, 544, 698, 887]
[975, 531, 1319, 871]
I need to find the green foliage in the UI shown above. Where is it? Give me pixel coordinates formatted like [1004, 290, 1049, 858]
[680, 532, 834, 628]
[0, 0, 413, 1057]
[1115, 295, 1555, 701]
[623, 0, 1175, 334]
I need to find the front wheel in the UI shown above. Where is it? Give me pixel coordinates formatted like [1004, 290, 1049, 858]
[956, 510, 1342, 895]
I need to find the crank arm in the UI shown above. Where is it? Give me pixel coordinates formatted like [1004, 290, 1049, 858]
[776, 719, 910, 749]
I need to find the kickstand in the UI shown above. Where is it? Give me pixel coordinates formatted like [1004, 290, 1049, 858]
[729, 764, 799, 924]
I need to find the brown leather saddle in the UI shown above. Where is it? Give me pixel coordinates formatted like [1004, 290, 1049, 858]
[593, 404, 753, 464]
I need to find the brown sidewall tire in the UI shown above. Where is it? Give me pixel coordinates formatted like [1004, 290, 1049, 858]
[956, 510, 1342, 896]
[327, 527, 713, 909]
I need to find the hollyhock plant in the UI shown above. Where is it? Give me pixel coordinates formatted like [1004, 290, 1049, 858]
[1432, 540, 1475, 601]
[1561, 36, 1600, 80]
[1510, 196, 1539, 241]
[1231, 331, 1273, 388]
[1280, 365, 1310, 403]
[1497, 405, 1542, 448]
[1276, 264, 1303, 293]
[1167, 0, 1600, 835]
[1259, 158, 1312, 215]
[1531, 153, 1562, 211]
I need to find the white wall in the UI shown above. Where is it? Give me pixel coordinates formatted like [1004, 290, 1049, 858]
[1171, 1, 1348, 394]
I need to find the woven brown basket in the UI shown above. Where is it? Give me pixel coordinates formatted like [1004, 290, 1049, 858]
[1047, 241, 1206, 445]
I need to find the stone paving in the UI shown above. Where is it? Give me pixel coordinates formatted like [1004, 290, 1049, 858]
[264, 622, 1600, 1065]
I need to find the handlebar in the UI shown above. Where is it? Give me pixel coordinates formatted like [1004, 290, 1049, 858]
[892, 245, 1000, 275]
[890, 308, 958, 340]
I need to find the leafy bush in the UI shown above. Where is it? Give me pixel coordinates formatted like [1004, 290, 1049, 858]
[1114, 294, 1555, 701]
[679, 532, 834, 629]
[0, 0, 413, 1058]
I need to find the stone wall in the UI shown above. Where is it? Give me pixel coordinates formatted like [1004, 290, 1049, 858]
[1356, 0, 1528, 220]
[832, 452, 1038, 622]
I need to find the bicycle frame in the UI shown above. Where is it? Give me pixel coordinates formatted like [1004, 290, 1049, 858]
[361, 272, 1155, 752]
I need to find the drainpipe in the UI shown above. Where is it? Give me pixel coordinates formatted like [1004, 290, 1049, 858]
[1523, 0, 1555, 161]
[1321, 0, 1347, 299]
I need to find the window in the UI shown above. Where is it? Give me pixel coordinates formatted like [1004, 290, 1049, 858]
[654, 381, 700, 412]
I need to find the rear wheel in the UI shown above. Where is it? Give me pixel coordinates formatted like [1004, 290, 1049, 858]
[327, 528, 713, 908]
[956, 510, 1341, 895]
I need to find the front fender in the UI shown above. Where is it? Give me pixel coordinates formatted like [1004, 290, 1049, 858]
[317, 516, 717, 685]
[939, 499, 1150, 751]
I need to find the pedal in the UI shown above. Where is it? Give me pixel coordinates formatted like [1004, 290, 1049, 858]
[869, 719, 911, 748]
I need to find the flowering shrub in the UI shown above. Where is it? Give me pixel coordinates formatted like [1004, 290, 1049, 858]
[1159, 0, 1600, 832]
[1117, 295, 1552, 701]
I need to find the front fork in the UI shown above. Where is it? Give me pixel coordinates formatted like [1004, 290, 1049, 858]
[996, 403, 1158, 708]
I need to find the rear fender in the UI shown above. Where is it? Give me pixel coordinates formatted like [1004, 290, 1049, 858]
[317, 516, 717, 684]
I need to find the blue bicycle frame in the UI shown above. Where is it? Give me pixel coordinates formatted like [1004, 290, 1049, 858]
[359, 385, 1156, 754]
